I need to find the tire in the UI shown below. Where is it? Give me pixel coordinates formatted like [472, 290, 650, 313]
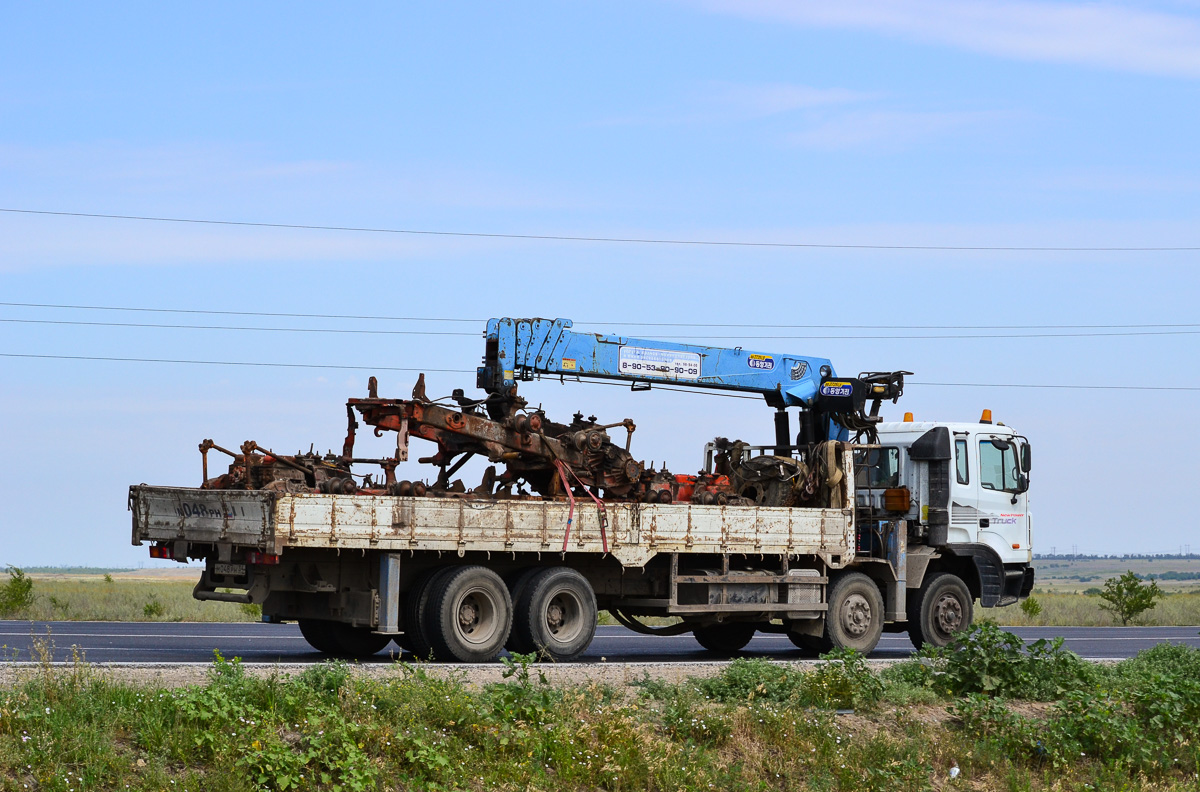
[426, 565, 513, 663]
[693, 622, 756, 656]
[908, 573, 973, 650]
[786, 631, 825, 657]
[298, 619, 390, 659]
[298, 619, 340, 654]
[400, 567, 454, 660]
[512, 567, 598, 661]
[504, 567, 545, 654]
[823, 572, 885, 653]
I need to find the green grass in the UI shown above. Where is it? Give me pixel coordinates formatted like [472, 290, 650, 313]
[987, 590, 1200, 627]
[7, 576, 257, 623]
[2, 634, 1200, 791]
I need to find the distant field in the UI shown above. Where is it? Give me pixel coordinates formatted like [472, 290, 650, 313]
[11, 570, 257, 623]
[1032, 556, 1200, 593]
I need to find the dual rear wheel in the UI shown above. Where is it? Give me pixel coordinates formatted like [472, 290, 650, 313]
[396, 564, 598, 662]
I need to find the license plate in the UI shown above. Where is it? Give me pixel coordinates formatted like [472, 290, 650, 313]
[214, 563, 247, 577]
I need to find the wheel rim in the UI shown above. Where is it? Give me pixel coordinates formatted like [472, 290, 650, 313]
[933, 593, 964, 636]
[543, 587, 584, 644]
[840, 593, 872, 638]
[454, 586, 500, 647]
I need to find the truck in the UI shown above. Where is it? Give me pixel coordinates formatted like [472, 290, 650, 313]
[129, 317, 1035, 661]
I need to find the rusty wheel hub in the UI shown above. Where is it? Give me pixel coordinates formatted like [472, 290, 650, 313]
[934, 593, 963, 634]
[841, 593, 872, 638]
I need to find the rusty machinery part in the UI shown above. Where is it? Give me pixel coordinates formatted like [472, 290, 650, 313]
[194, 376, 844, 507]
[713, 439, 846, 508]
[346, 377, 644, 498]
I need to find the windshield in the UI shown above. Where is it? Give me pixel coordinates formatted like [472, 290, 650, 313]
[979, 439, 1021, 493]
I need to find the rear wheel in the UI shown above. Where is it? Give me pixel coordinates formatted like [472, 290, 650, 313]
[504, 567, 545, 655]
[823, 572, 884, 654]
[399, 567, 453, 659]
[786, 631, 825, 657]
[693, 622, 756, 656]
[908, 573, 972, 649]
[298, 619, 390, 659]
[512, 567, 597, 661]
[426, 565, 513, 662]
[298, 619, 339, 654]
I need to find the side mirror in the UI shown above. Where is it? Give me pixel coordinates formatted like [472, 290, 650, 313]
[1017, 473, 1028, 493]
[1021, 442, 1032, 472]
[989, 436, 1012, 451]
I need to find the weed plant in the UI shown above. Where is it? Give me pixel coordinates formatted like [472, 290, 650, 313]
[3, 633, 1200, 790]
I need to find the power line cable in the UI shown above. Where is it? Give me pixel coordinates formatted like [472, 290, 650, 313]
[0, 317, 479, 337]
[0, 301, 482, 324]
[4, 300, 1195, 331]
[2, 306, 1200, 338]
[7, 314, 1200, 340]
[3, 352, 1199, 390]
[0, 352, 470, 374]
[2, 207, 1198, 252]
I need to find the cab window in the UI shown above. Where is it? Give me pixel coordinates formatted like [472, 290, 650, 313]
[979, 440, 1020, 492]
[855, 447, 900, 489]
[955, 439, 969, 484]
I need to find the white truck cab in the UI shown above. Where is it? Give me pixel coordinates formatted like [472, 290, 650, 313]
[853, 410, 1035, 646]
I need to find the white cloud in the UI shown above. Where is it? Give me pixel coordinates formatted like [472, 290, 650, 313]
[788, 109, 1003, 150]
[693, 0, 1200, 78]
[702, 82, 871, 117]
[0, 142, 597, 269]
[590, 80, 869, 126]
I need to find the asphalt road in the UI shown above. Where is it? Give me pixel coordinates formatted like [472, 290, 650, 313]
[2, 621, 1197, 664]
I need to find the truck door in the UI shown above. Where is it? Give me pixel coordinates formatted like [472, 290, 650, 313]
[975, 435, 1028, 563]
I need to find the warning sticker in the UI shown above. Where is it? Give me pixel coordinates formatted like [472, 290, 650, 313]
[618, 346, 701, 381]
[561, 358, 577, 371]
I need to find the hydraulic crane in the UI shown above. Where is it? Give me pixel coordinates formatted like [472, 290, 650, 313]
[476, 317, 909, 449]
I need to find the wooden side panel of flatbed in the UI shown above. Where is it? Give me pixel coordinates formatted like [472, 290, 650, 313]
[132, 486, 854, 568]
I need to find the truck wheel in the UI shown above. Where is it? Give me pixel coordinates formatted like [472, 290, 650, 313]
[909, 573, 973, 650]
[693, 622, 756, 656]
[512, 567, 597, 661]
[504, 567, 544, 655]
[298, 619, 389, 658]
[823, 572, 884, 654]
[786, 632, 825, 657]
[328, 623, 391, 658]
[400, 567, 453, 660]
[426, 565, 513, 662]
[298, 619, 340, 654]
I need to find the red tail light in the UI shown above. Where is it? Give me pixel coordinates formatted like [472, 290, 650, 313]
[148, 544, 174, 559]
[246, 551, 281, 565]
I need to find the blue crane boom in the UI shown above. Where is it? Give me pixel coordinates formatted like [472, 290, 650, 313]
[477, 318, 907, 446]
[477, 317, 833, 406]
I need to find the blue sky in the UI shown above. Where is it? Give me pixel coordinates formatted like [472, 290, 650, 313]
[2, 1, 1198, 565]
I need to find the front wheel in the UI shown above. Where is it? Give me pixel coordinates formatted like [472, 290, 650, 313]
[823, 572, 884, 654]
[908, 573, 973, 649]
[693, 622, 756, 656]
